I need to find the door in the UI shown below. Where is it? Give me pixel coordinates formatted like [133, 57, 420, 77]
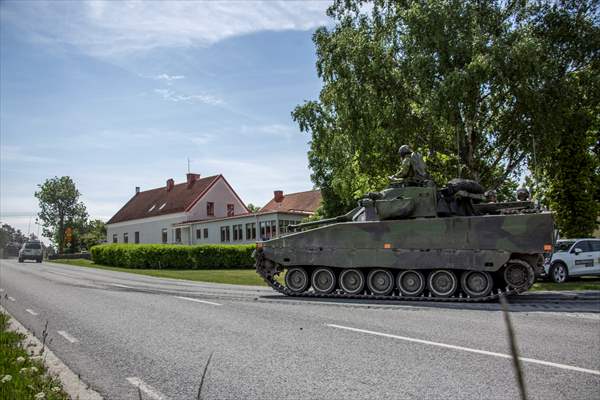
[589, 240, 600, 275]
[570, 240, 595, 276]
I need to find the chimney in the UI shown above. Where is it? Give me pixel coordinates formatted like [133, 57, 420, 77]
[135, 186, 140, 195]
[166, 178, 175, 191]
[186, 173, 201, 188]
[274, 190, 284, 203]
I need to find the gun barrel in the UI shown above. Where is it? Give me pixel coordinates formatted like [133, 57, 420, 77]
[288, 206, 362, 232]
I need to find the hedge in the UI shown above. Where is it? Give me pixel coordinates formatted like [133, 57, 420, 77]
[90, 243, 255, 269]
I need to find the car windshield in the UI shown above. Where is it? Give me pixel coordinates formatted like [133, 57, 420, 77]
[25, 243, 41, 249]
[554, 241, 575, 252]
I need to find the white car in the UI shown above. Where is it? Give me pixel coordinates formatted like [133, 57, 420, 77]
[545, 239, 600, 283]
[18, 241, 43, 263]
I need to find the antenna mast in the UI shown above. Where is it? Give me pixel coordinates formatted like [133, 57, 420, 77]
[187, 157, 190, 174]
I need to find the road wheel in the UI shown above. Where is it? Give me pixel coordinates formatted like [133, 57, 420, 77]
[503, 260, 534, 290]
[367, 269, 394, 295]
[549, 262, 568, 284]
[36, 258, 42, 263]
[285, 267, 309, 294]
[427, 270, 458, 298]
[311, 267, 337, 294]
[460, 271, 493, 298]
[397, 270, 426, 296]
[339, 269, 365, 295]
[18, 257, 23, 263]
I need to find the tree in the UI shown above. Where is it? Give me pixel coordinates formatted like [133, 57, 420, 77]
[0, 222, 28, 257]
[293, 0, 599, 235]
[246, 204, 261, 213]
[79, 219, 107, 250]
[35, 176, 88, 254]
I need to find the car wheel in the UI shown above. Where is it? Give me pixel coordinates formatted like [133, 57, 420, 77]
[550, 262, 568, 284]
[36, 258, 42, 263]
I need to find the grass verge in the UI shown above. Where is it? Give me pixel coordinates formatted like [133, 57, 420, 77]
[0, 313, 69, 400]
[49, 259, 270, 286]
[531, 277, 600, 291]
[49, 259, 600, 291]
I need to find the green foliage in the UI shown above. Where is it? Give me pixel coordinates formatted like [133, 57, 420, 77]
[293, 0, 599, 231]
[79, 219, 107, 250]
[0, 222, 29, 257]
[90, 243, 255, 269]
[0, 313, 69, 400]
[246, 204, 261, 213]
[34, 176, 88, 254]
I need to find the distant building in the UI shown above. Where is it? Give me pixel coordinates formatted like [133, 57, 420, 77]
[106, 173, 321, 245]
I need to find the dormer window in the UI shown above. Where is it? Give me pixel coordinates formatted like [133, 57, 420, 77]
[148, 204, 156, 212]
[159, 202, 167, 210]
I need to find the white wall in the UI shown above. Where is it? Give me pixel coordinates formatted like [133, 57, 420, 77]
[107, 213, 186, 244]
[187, 178, 248, 221]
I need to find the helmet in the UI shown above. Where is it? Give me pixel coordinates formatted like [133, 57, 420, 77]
[516, 188, 530, 201]
[398, 145, 412, 157]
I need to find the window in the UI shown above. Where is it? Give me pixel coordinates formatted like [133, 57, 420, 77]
[590, 240, 600, 252]
[233, 224, 243, 241]
[227, 204, 234, 217]
[196, 229, 202, 239]
[279, 220, 293, 234]
[270, 220, 277, 237]
[113, 234, 118, 243]
[175, 228, 182, 243]
[259, 220, 277, 239]
[207, 202, 214, 216]
[220, 226, 230, 242]
[574, 240, 592, 253]
[123, 233, 129, 243]
[161, 229, 168, 244]
[203, 228, 208, 239]
[134, 232, 140, 244]
[246, 223, 256, 240]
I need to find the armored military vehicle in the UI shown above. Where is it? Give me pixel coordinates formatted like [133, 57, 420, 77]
[255, 178, 554, 302]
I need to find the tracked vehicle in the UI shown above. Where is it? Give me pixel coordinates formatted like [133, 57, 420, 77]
[255, 179, 554, 302]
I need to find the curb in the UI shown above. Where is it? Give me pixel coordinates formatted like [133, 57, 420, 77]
[1, 305, 103, 400]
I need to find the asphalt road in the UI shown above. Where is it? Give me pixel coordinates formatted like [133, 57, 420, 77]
[1, 259, 599, 400]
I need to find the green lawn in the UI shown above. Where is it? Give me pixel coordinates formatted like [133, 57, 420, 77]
[531, 277, 600, 292]
[49, 259, 270, 286]
[49, 259, 600, 291]
[0, 313, 69, 400]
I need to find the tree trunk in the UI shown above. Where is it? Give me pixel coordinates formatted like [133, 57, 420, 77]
[58, 217, 64, 255]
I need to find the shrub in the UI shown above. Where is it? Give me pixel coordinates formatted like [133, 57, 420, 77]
[90, 243, 255, 269]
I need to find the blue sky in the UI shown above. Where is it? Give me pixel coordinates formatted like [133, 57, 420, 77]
[0, 0, 331, 238]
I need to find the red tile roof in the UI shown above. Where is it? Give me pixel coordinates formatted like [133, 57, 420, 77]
[260, 190, 322, 213]
[107, 175, 221, 224]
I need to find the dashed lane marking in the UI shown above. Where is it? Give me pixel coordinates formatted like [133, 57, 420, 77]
[8, 296, 15, 302]
[25, 309, 38, 316]
[175, 296, 222, 306]
[110, 283, 135, 289]
[57, 331, 79, 343]
[126, 377, 169, 400]
[327, 323, 600, 376]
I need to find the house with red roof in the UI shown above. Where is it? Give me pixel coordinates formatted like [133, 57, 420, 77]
[106, 172, 321, 245]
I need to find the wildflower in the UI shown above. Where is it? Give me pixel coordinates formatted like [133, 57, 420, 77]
[34, 393, 46, 399]
[30, 366, 39, 374]
[16, 356, 26, 364]
[51, 386, 61, 393]
[19, 368, 28, 374]
[1, 375, 12, 383]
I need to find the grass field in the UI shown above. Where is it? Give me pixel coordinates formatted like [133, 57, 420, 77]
[49, 259, 269, 286]
[0, 313, 69, 400]
[49, 259, 600, 291]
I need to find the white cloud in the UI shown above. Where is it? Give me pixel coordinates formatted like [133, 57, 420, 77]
[154, 74, 185, 83]
[154, 88, 223, 105]
[1, 0, 331, 57]
[0, 145, 58, 164]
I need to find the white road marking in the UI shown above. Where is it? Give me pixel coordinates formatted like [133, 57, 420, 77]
[110, 283, 134, 289]
[0, 288, 4, 292]
[57, 330, 79, 343]
[175, 296, 222, 306]
[126, 377, 169, 400]
[25, 309, 38, 316]
[8, 296, 15, 302]
[327, 324, 600, 376]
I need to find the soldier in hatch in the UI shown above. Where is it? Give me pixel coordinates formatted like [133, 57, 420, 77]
[389, 145, 428, 186]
